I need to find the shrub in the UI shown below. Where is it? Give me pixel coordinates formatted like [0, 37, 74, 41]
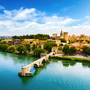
[7, 45, 16, 53]
[58, 47, 62, 50]
[60, 43, 63, 46]
[69, 40, 74, 44]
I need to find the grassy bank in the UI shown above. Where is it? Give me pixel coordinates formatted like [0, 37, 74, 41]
[51, 56, 90, 62]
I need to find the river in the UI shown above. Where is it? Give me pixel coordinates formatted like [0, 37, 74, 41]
[0, 51, 90, 90]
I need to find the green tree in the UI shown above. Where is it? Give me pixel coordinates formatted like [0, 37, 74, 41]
[82, 46, 90, 55]
[60, 43, 63, 46]
[16, 45, 26, 54]
[7, 45, 16, 53]
[69, 46, 77, 54]
[12, 35, 18, 39]
[26, 44, 31, 52]
[69, 40, 74, 44]
[33, 48, 45, 57]
[52, 38, 55, 40]
[44, 42, 57, 52]
[76, 40, 80, 42]
[32, 44, 36, 50]
[42, 37, 48, 40]
[85, 40, 88, 42]
[87, 47, 90, 55]
[0, 41, 6, 44]
[58, 47, 62, 50]
[62, 44, 69, 54]
[60, 38, 66, 42]
[0, 44, 9, 51]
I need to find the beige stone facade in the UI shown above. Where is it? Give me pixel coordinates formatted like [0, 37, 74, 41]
[68, 34, 90, 41]
[64, 32, 68, 41]
[52, 29, 68, 41]
[52, 34, 57, 38]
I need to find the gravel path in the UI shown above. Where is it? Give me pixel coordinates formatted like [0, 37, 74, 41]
[55, 54, 90, 59]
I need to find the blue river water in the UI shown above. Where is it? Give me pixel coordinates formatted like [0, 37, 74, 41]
[0, 51, 90, 90]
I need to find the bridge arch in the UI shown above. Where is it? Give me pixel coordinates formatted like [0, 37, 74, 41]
[48, 55, 51, 59]
[34, 64, 39, 68]
[18, 52, 55, 77]
[53, 53, 55, 55]
[42, 59, 46, 62]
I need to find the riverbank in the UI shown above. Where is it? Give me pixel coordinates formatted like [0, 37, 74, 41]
[1, 51, 90, 90]
[14, 51, 40, 58]
[51, 56, 90, 62]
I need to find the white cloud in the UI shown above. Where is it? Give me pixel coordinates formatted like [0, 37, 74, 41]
[85, 15, 90, 19]
[0, 7, 90, 36]
[0, 5, 5, 10]
[13, 8, 36, 20]
[42, 16, 77, 26]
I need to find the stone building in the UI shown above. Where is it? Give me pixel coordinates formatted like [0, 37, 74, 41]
[64, 32, 68, 41]
[52, 29, 68, 42]
[68, 34, 90, 41]
[51, 46, 58, 54]
[52, 34, 57, 38]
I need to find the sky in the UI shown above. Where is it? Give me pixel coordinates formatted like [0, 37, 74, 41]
[0, 0, 90, 36]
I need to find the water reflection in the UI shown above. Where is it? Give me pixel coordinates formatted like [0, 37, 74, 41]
[0, 51, 8, 56]
[51, 59, 77, 67]
[34, 62, 50, 76]
[19, 62, 50, 84]
[82, 62, 90, 68]
[19, 76, 33, 84]
[50, 59, 90, 68]
[61, 60, 76, 67]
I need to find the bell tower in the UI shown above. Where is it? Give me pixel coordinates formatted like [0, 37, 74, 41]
[60, 29, 64, 38]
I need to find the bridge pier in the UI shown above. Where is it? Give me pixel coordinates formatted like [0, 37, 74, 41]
[18, 52, 56, 77]
[18, 67, 33, 77]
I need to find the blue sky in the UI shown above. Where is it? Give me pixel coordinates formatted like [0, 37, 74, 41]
[0, 0, 90, 36]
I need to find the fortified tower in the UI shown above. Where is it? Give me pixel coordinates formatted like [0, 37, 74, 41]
[64, 32, 68, 41]
[52, 34, 57, 39]
[60, 29, 64, 38]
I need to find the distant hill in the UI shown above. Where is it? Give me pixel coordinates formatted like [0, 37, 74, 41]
[0, 36, 12, 38]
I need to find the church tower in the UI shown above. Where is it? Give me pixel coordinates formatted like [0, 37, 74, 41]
[60, 29, 64, 38]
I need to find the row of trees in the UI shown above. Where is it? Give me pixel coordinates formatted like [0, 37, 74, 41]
[12, 34, 50, 40]
[0, 41, 57, 57]
[76, 39, 89, 43]
[0, 42, 45, 57]
[0, 43, 26, 54]
[62, 44, 77, 54]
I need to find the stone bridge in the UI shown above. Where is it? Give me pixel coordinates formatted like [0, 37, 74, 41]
[18, 52, 55, 77]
